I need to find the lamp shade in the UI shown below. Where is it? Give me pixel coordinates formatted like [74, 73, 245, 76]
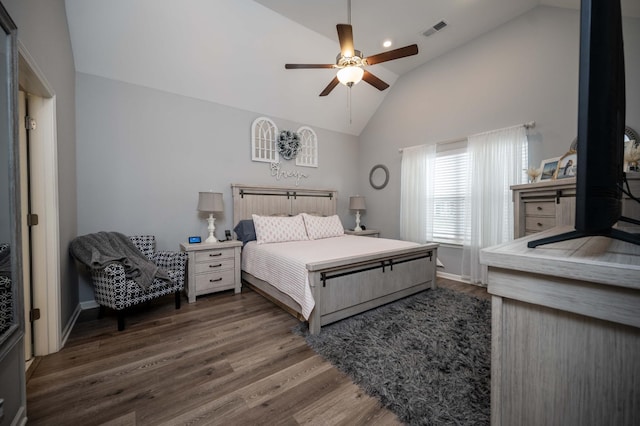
[337, 66, 364, 86]
[197, 192, 224, 212]
[349, 196, 366, 211]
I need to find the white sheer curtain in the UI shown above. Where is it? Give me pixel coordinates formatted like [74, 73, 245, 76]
[400, 144, 436, 243]
[462, 125, 528, 284]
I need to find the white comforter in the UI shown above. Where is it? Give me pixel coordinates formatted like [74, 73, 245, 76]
[241, 235, 421, 319]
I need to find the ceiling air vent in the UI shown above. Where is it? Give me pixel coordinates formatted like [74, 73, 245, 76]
[422, 20, 448, 37]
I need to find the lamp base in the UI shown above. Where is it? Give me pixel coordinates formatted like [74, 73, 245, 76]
[354, 210, 362, 232]
[205, 214, 218, 243]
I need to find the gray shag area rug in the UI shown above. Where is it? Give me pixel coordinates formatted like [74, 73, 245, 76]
[294, 287, 491, 426]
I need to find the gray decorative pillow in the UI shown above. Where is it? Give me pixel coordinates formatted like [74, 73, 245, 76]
[233, 220, 256, 246]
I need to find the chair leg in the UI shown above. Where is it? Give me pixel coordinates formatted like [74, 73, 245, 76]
[175, 290, 181, 309]
[98, 305, 105, 319]
[117, 311, 125, 331]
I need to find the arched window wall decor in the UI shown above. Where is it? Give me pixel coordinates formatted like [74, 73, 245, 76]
[295, 126, 318, 168]
[251, 117, 279, 163]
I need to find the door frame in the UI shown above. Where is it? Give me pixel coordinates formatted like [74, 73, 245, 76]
[18, 40, 61, 356]
[18, 90, 31, 360]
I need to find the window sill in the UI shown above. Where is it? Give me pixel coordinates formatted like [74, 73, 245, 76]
[431, 241, 463, 249]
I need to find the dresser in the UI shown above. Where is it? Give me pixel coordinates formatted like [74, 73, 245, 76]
[511, 173, 640, 238]
[179, 240, 242, 303]
[480, 227, 640, 425]
[511, 178, 576, 237]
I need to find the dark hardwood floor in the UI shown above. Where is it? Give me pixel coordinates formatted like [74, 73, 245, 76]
[26, 277, 487, 425]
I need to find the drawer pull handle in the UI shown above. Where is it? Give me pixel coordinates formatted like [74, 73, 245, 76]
[537, 222, 543, 227]
[210, 277, 223, 282]
[209, 264, 222, 268]
[537, 206, 542, 211]
[209, 253, 222, 257]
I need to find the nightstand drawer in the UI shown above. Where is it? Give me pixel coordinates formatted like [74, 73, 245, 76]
[194, 258, 235, 274]
[194, 249, 234, 263]
[525, 216, 557, 232]
[524, 201, 556, 216]
[195, 269, 235, 293]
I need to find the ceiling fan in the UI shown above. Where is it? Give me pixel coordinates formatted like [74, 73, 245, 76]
[285, 1, 419, 97]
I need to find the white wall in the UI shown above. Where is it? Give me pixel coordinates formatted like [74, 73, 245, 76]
[358, 6, 640, 276]
[75, 73, 360, 301]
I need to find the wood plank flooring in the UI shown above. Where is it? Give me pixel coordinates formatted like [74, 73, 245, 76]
[26, 277, 487, 425]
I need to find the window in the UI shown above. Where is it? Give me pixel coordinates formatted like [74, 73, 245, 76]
[431, 141, 528, 245]
[433, 147, 468, 245]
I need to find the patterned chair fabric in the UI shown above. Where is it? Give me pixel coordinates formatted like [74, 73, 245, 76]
[0, 243, 12, 335]
[90, 236, 187, 330]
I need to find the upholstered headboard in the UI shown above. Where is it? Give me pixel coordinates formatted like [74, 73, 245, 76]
[231, 184, 338, 226]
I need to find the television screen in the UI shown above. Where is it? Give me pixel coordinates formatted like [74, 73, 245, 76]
[528, 0, 639, 248]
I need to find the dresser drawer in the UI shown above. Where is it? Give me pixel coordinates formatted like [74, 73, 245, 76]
[524, 201, 556, 217]
[525, 216, 557, 232]
[194, 248, 234, 263]
[194, 269, 236, 293]
[194, 258, 235, 274]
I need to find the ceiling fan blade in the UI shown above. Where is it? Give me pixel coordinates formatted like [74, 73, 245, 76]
[285, 64, 335, 69]
[362, 71, 389, 91]
[319, 77, 340, 97]
[365, 44, 419, 65]
[336, 24, 355, 57]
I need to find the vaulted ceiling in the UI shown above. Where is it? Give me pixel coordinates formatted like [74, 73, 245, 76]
[64, 0, 640, 135]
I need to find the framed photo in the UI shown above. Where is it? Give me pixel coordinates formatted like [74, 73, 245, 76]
[556, 150, 577, 179]
[539, 156, 561, 181]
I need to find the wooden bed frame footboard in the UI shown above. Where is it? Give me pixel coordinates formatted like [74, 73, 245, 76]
[242, 244, 438, 334]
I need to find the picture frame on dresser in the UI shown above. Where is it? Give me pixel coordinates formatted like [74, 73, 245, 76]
[556, 151, 577, 179]
[539, 156, 561, 181]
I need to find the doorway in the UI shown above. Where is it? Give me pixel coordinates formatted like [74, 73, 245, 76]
[18, 42, 61, 358]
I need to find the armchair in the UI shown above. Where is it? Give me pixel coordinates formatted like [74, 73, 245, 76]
[88, 235, 187, 331]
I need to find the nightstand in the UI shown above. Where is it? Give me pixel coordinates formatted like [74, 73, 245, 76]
[344, 229, 380, 238]
[179, 240, 242, 303]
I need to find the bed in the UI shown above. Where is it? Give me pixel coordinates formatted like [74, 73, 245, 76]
[232, 183, 438, 334]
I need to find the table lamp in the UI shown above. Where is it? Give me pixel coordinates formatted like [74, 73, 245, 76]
[198, 191, 224, 243]
[349, 196, 366, 231]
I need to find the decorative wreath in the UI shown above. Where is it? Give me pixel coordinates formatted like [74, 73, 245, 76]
[277, 130, 301, 160]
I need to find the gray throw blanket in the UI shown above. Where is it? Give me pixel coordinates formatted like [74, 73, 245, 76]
[69, 232, 170, 291]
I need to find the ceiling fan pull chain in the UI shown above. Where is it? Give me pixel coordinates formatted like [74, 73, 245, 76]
[348, 87, 353, 124]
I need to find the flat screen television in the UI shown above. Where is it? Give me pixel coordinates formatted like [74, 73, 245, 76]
[528, 0, 640, 248]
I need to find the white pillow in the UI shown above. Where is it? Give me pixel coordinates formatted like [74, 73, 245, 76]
[302, 213, 345, 240]
[252, 214, 309, 244]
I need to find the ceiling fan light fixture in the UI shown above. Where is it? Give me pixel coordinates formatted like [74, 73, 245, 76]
[337, 66, 364, 86]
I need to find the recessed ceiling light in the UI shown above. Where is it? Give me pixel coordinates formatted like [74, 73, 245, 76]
[383, 40, 392, 48]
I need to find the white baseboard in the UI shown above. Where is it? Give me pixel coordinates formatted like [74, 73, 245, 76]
[80, 300, 99, 310]
[60, 304, 82, 349]
[437, 271, 470, 283]
[436, 271, 488, 288]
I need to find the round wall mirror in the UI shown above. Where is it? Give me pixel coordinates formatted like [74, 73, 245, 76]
[369, 164, 389, 190]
